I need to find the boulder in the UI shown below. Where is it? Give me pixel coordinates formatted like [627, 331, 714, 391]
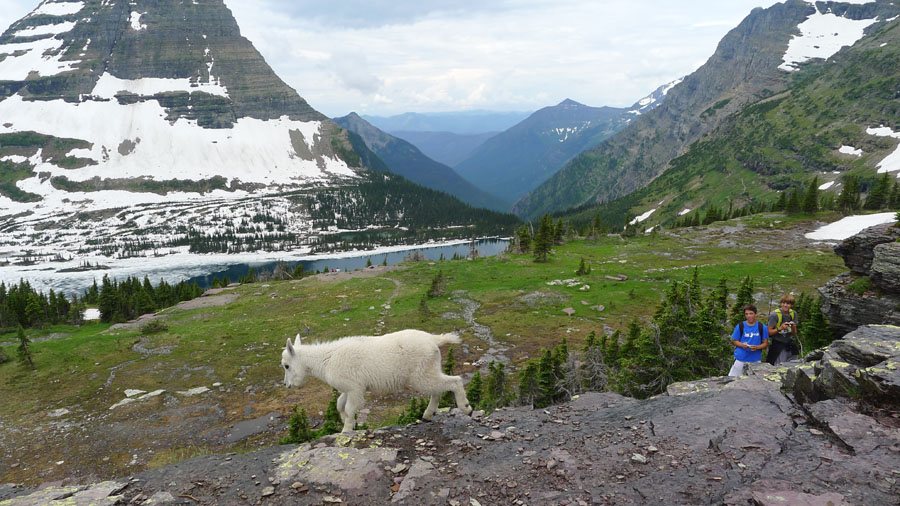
[818, 273, 900, 335]
[870, 242, 900, 293]
[799, 325, 900, 407]
[833, 222, 900, 275]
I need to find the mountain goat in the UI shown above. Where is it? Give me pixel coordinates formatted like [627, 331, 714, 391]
[281, 329, 473, 432]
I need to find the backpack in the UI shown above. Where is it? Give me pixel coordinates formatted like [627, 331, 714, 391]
[739, 321, 765, 340]
[774, 308, 796, 328]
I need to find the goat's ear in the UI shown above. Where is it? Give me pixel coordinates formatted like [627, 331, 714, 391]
[285, 337, 295, 356]
[294, 333, 302, 346]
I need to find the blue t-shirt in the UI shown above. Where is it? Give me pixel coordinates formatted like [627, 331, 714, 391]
[732, 320, 768, 362]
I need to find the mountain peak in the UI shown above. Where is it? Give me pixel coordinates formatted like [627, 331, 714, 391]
[557, 98, 584, 108]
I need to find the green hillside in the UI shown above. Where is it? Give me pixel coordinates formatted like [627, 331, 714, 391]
[513, 1, 900, 220]
[563, 17, 900, 230]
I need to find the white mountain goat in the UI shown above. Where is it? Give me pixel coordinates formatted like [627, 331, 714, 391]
[281, 329, 473, 432]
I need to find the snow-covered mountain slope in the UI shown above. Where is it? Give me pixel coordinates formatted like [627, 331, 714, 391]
[0, 0, 363, 223]
[625, 77, 684, 118]
[0, 1, 516, 285]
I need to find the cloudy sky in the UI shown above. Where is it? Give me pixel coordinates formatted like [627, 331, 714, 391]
[0, 0, 781, 116]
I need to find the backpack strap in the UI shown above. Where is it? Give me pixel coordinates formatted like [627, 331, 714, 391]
[758, 322, 765, 340]
[775, 308, 782, 328]
[739, 321, 744, 338]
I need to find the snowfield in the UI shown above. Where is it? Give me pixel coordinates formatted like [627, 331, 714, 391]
[805, 212, 896, 241]
[779, 5, 878, 72]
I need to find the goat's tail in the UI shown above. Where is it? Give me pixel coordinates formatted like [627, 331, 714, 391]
[431, 332, 461, 346]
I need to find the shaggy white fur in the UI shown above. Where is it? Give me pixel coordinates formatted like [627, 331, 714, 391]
[281, 329, 473, 432]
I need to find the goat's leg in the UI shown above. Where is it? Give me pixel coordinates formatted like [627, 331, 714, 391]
[423, 393, 440, 420]
[336, 392, 348, 423]
[340, 390, 364, 432]
[449, 375, 473, 415]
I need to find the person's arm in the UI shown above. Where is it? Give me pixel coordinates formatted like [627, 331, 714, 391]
[732, 326, 749, 350]
[767, 313, 782, 336]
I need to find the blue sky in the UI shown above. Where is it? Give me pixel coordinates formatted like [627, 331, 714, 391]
[1, 0, 780, 116]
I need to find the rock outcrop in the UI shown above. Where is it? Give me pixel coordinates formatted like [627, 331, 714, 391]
[820, 222, 900, 334]
[3, 326, 898, 506]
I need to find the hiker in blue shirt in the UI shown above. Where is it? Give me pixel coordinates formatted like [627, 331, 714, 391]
[728, 304, 769, 377]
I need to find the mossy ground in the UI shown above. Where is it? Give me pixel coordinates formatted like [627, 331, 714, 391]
[0, 213, 845, 485]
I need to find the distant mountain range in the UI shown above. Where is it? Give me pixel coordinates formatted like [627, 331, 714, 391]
[453, 81, 681, 204]
[362, 110, 531, 135]
[333, 113, 508, 211]
[388, 131, 498, 168]
[513, 0, 900, 220]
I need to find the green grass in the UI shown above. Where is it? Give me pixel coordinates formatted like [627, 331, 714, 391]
[0, 215, 847, 483]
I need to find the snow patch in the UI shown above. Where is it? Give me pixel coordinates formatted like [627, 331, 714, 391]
[0, 36, 80, 80]
[629, 208, 656, 225]
[0, 155, 28, 164]
[13, 20, 77, 37]
[866, 126, 900, 173]
[129, 11, 147, 31]
[804, 212, 895, 240]
[92, 71, 228, 99]
[678, 208, 691, 216]
[660, 78, 683, 95]
[838, 145, 863, 157]
[779, 7, 878, 72]
[31, 1, 85, 16]
[818, 181, 836, 190]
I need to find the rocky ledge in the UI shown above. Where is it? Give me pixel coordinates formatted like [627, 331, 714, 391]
[821, 221, 900, 334]
[2, 326, 898, 506]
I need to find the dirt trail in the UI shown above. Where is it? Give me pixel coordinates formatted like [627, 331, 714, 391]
[448, 291, 512, 366]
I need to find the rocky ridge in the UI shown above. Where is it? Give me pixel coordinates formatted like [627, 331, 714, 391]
[2, 327, 898, 505]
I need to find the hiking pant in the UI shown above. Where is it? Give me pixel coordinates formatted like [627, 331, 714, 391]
[766, 339, 798, 366]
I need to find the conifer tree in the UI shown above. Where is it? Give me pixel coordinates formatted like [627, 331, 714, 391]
[889, 181, 900, 209]
[798, 297, 833, 354]
[482, 361, 512, 413]
[533, 214, 554, 263]
[803, 176, 819, 213]
[554, 218, 566, 245]
[837, 175, 861, 213]
[518, 225, 532, 252]
[774, 192, 788, 211]
[576, 258, 589, 276]
[603, 330, 621, 367]
[517, 359, 540, 407]
[440, 347, 457, 407]
[580, 331, 608, 392]
[320, 390, 343, 434]
[466, 371, 483, 409]
[279, 406, 313, 444]
[786, 189, 802, 214]
[17, 325, 34, 370]
[865, 174, 891, 210]
[730, 276, 754, 327]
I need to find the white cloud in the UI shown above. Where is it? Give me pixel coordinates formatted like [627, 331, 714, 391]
[0, 0, 782, 116]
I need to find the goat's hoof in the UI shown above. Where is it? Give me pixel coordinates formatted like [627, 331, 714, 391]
[463, 405, 473, 415]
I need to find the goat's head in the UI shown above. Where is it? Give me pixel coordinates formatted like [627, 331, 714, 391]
[281, 334, 306, 387]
